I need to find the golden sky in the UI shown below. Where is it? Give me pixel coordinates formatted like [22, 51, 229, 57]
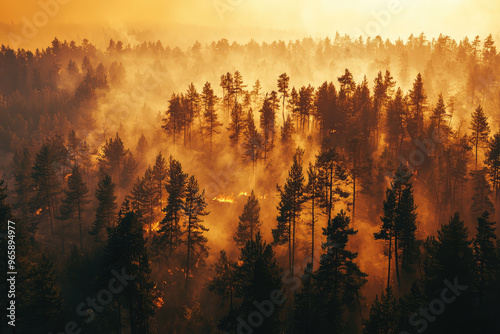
[1, 0, 499, 47]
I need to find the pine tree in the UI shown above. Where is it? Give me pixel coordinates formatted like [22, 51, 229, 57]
[251, 79, 262, 108]
[32, 142, 62, 234]
[407, 73, 427, 140]
[354, 76, 375, 140]
[182, 175, 210, 288]
[120, 151, 138, 188]
[277, 73, 290, 124]
[259, 96, 276, 162]
[363, 287, 398, 334]
[470, 168, 495, 218]
[485, 132, 500, 209]
[133, 166, 159, 239]
[233, 233, 284, 334]
[24, 255, 64, 333]
[201, 81, 221, 157]
[373, 71, 388, 144]
[385, 88, 406, 153]
[89, 174, 117, 241]
[280, 114, 295, 154]
[156, 157, 187, 255]
[232, 70, 245, 104]
[293, 264, 314, 334]
[185, 82, 200, 147]
[470, 104, 490, 168]
[136, 134, 149, 159]
[98, 133, 132, 184]
[58, 166, 89, 251]
[234, 190, 262, 247]
[12, 147, 33, 223]
[152, 152, 168, 211]
[228, 102, 245, 151]
[430, 93, 450, 140]
[304, 162, 321, 268]
[67, 129, 82, 167]
[346, 136, 373, 223]
[473, 211, 498, 288]
[0, 180, 38, 332]
[375, 165, 418, 287]
[296, 85, 315, 133]
[272, 148, 305, 275]
[163, 93, 184, 144]
[315, 81, 337, 137]
[422, 212, 476, 333]
[288, 87, 299, 125]
[208, 250, 237, 311]
[101, 211, 155, 334]
[398, 180, 419, 271]
[309, 210, 367, 333]
[220, 72, 234, 117]
[482, 34, 497, 65]
[242, 112, 263, 181]
[316, 139, 349, 223]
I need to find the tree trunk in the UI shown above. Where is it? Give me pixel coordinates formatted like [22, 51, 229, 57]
[352, 154, 356, 224]
[185, 216, 192, 289]
[78, 202, 83, 250]
[394, 233, 400, 287]
[288, 220, 292, 274]
[311, 193, 315, 268]
[387, 232, 392, 289]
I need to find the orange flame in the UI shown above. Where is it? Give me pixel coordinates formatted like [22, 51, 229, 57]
[145, 221, 161, 233]
[154, 296, 164, 308]
[213, 194, 236, 204]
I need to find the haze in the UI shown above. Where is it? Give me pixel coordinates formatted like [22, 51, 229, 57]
[1, 0, 499, 49]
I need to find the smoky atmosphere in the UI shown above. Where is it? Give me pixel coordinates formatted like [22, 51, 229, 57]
[1, 0, 500, 333]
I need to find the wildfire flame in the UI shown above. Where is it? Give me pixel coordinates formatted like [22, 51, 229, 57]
[213, 192, 268, 203]
[237, 192, 268, 199]
[146, 221, 161, 233]
[35, 208, 42, 216]
[213, 194, 236, 204]
[154, 296, 164, 308]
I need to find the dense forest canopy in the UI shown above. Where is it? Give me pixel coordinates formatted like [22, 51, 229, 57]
[0, 33, 500, 333]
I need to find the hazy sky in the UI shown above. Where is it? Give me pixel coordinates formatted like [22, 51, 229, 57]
[1, 0, 499, 47]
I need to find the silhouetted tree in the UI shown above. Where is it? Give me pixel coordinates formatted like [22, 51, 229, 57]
[233, 233, 283, 334]
[470, 168, 495, 218]
[201, 82, 221, 157]
[58, 166, 89, 251]
[182, 175, 209, 288]
[32, 142, 63, 234]
[278, 73, 290, 124]
[89, 174, 117, 241]
[272, 148, 305, 275]
[228, 102, 245, 151]
[259, 95, 276, 162]
[156, 157, 187, 255]
[470, 105, 490, 168]
[234, 191, 262, 247]
[407, 73, 427, 140]
[485, 132, 500, 209]
[208, 250, 237, 311]
[363, 287, 398, 334]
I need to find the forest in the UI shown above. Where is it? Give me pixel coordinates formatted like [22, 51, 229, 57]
[0, 33, 500, 334]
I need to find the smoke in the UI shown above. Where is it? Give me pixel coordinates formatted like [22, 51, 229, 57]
[2, 0, 500, 51]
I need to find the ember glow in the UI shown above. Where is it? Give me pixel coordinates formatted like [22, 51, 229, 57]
[213, 194, 236, 204]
